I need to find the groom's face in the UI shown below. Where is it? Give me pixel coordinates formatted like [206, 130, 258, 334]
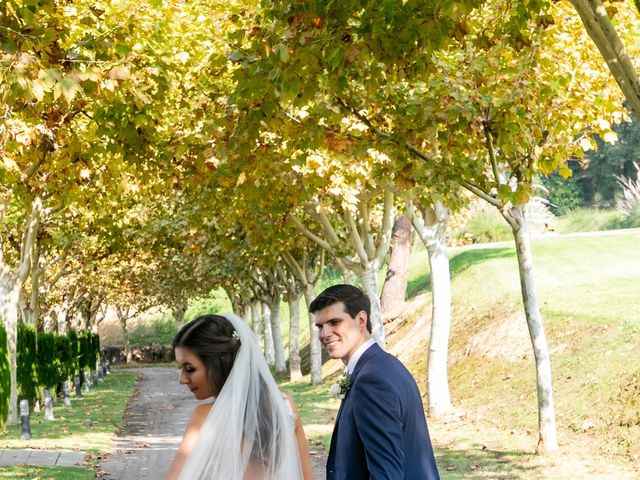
[314, 301, 369, 364]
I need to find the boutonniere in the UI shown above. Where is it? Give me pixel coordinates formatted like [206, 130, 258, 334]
[330, 367, 351, 400]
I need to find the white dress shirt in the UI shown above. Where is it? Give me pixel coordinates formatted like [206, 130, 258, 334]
[346, 338, 377, 374]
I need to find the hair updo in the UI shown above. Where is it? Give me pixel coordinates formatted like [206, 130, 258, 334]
[172, 314, 241, 394]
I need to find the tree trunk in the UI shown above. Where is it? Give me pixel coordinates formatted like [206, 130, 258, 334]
[340, 266, 357, 285]
[242, 304, 251, 324]
[29, 243, 43, 328]
[268, 298, 287, 373]
[1, 285, 21, 425]
[287, 292, 303, 380]
[359, 262, 384, 347]
[0, 197, 41, 425]
[380, 214, 412, 322]
[172, 304, 186, 330]
[303, 284, 322, 385]
[54, 304, 69, 335]
[251, 300, 262, 344]
[505, 205, 558, 453]
[425, 225, 454, 416]
[262, 304, 275, 367]
[408, 201, 455, 417]
[118, 313, 131, 364]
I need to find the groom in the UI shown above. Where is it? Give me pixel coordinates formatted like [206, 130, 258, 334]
[310, 284, 440, 479]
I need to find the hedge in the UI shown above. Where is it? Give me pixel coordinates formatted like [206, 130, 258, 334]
[16, 323, 38, 409]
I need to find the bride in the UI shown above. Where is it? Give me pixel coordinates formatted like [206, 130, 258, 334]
[166, 313, 313, 480]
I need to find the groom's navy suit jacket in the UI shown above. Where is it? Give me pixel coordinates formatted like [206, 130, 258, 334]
[326, 343, 440, 480]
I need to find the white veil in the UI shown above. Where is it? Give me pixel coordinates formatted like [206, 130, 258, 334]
[177, 313, 303, 480]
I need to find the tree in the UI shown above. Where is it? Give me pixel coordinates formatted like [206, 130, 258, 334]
[406, 200, 455, 418]
[570, 0, 640, 117]
[380, 214, 412, 322]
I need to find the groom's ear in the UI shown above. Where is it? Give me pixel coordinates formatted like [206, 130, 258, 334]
[356, 310, 368, 330]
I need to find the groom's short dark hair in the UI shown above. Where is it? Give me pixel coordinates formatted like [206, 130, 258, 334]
[309, 284, 372, 334]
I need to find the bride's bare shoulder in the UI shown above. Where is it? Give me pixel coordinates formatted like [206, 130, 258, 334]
[188, 402, 213, 428]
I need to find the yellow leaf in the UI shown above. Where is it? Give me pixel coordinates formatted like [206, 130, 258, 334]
[578, 137, 593, 151]
[15, 132, 32, 146]
[30, 80, 45, 102]
[175, 52, 190, 64]
[602, 131, 618, 144]
[107, 66, 131, 80]
[3, 156, 19, 171]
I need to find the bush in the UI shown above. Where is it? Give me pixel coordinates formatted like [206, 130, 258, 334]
[17, 323, 38, 408]
[0, 322, 10, 428]
[461, 207, 512, 243]
[130, 316, 179, 345]
[615, 162, 640, 218]
[37, 332, 59, 389]
[555, 208, 627, 233]
[78, 332, 91, 372]
[67, 330, 80, 377]
[541, 171, 587, 215]
[55, 334, 73, 383]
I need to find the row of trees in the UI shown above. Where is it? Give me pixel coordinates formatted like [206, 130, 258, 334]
[0, 322, 99, 429]
[1, 0, 639, 453]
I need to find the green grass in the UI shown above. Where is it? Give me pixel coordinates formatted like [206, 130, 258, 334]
[280, 377, 341, 451]
[554, 208, 628, 233]
[0, 372, 136, 453]
[0, 371, 137, 478]
[289, 229, 640, 479]
[0, 465, 93, 479]
[457, 208, 512, 243]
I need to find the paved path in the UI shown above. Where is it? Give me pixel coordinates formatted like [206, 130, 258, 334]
[0, 448, 86, 467]
[97, 367, 327, 479]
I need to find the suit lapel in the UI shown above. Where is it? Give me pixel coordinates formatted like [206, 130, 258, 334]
[351, 342, 382, 380]
[328, 342, 384, 471]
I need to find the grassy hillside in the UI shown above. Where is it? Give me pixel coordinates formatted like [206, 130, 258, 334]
[288, 229, 640, 479]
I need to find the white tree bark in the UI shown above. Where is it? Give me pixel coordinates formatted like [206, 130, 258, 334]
[283, 248, 324, 385]
[287, 291, 303, 380]
[267, 298, 287, 373]
[172, 304, 187, 330]
[262, 304, 276, 367]
[291, 185, 395, 347]
[54, 303, 69, 335]
[0, 197, 41, 425]
[503, 204, 558, 453]
[116, 305, 133, 364]
[303, 284, 322, 385]
[277, 263, 303, 381]
[407, 200, 455, 417]
[250, 300, 262, 345]
[359, 261, 384, 346]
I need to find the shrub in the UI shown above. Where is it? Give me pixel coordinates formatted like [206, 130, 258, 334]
[0, 322, 10, 428]
[90, 332, 100, 370]
[37, 332, 59, 389]
[78, 332, 90, 372]
[55, 334, 73, 383]
[17, 323, 38, 408]
[130, 317, 179, 345]
[67, 329, 80, 377]
[555, 208, 627, 233]
[615, 162, 640, 218]
[541, 171, 587, 215]
[461, 207, 512, 243]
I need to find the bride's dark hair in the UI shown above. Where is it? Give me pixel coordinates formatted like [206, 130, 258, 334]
[172, 314, 241, 394]
[171, 313, 302, 478]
